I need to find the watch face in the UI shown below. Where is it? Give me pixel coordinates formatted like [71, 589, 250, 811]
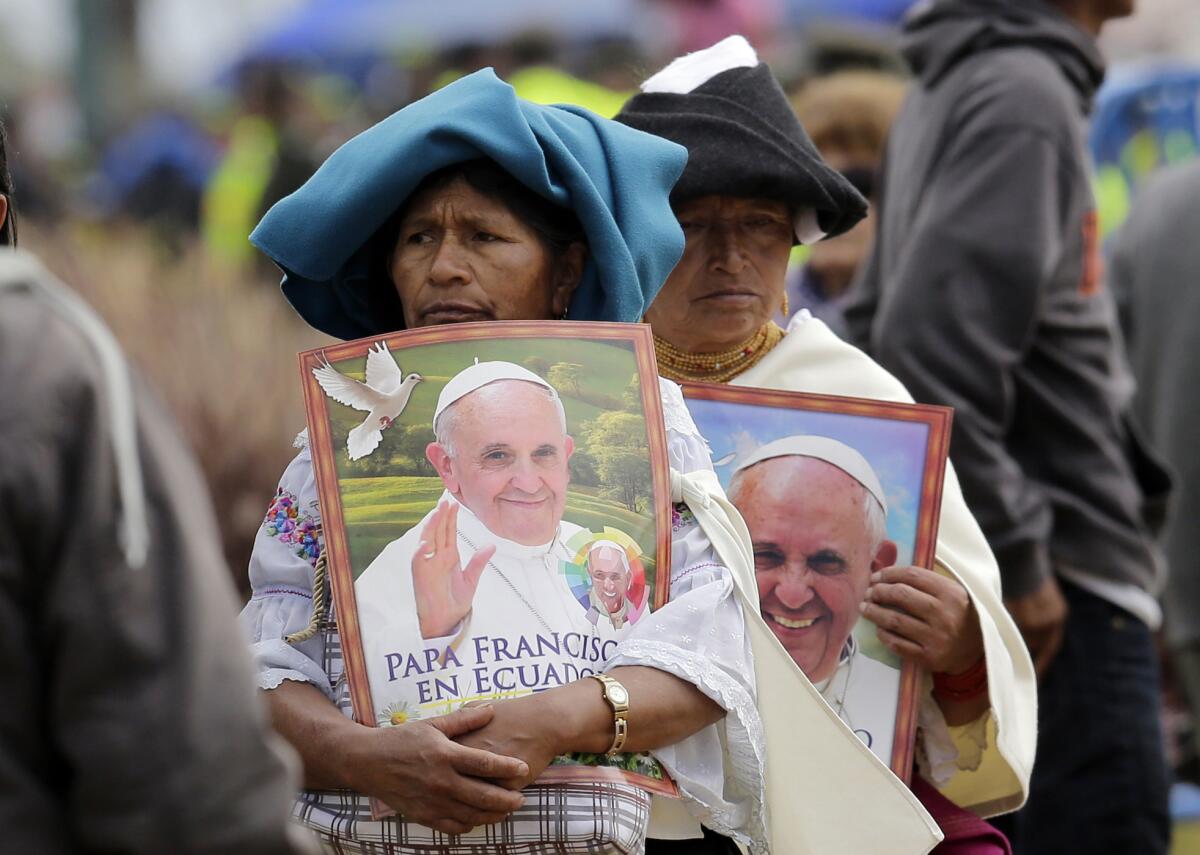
[609, 685, 629, 705]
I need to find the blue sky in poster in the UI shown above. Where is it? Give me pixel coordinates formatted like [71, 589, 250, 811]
[685, 397, 931, 565]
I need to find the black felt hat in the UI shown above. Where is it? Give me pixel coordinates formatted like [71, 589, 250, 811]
[615, 36, 868, 242]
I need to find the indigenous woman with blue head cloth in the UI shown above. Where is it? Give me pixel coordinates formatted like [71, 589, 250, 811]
[240, 70, 766, 854]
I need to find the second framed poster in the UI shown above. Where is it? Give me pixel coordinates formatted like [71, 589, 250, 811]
[682, 383, 952, 781]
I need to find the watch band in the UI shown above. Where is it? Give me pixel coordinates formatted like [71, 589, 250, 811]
[590, 673, 630, 755]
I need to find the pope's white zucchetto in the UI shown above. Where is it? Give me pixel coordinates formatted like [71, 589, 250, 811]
[733, 434, 888, 514]
[588, 539, 632, 573]
[432, 360, 556, 427]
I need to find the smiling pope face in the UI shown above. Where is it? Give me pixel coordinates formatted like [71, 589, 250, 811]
[427, 380, 573, 546]
[730, 455, 896, 683]
[588, 546, 631, 614]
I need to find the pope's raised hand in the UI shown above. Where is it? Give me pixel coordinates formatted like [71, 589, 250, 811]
[413, 501, 496, 638]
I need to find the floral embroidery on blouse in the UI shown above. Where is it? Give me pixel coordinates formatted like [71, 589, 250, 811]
[672, 503, 696, 532]
[263, 487, 322, 567]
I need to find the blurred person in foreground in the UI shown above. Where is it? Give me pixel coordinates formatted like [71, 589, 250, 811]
[243, 68, 946, 855]
[0, 122, 311, 854]
[845, 1, 1172, 852]
[785, 70, 906, 334]
[1109, 159, 1200, 773]
[617, 35, 1035, 850]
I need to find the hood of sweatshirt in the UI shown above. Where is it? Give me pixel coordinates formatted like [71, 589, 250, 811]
[900, 0, 1105, 108]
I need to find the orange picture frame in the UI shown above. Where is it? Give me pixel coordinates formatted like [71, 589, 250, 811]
[681, 382, 953, 783]
[299, 321, 677, 812]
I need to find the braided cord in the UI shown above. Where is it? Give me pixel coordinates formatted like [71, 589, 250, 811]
[284, 548, 329, 645]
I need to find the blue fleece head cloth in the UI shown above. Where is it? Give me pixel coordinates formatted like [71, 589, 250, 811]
[251, 69, 688, 340]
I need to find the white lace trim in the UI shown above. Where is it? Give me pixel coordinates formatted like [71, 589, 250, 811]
[293, 428, 309, 449]
[258, 668, 317, 693]
[659, 379, 713, 476]
[657, 378, 707, 442]
[612, 639, 768, 854]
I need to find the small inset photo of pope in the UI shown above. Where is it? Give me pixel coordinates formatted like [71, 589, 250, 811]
[298, 323, 679, 798]
[562, 532, 652, 631]
[681, 383, 953, 777]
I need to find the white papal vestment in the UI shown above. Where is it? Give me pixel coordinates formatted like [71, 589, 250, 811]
[817, 638, 902, 765]
[355, 494, 624, 720]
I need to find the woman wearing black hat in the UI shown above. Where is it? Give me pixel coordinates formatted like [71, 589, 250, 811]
[618, 35, 1036, 851]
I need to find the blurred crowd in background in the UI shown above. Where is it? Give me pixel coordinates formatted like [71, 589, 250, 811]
[4, 0, 1200, 825]
[1, 0, 949, 591]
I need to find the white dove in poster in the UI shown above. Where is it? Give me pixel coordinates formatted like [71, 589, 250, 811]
[312, 342, 423, 460]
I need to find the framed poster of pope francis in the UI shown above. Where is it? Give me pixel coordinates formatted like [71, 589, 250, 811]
[299, 321, 675, 808]
[681, 382, 952, 781]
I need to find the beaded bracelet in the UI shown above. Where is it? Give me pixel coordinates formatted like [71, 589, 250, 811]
[933, 656, 988, 702]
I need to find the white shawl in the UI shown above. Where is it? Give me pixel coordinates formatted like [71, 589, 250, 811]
[735, 312, 1037, 819]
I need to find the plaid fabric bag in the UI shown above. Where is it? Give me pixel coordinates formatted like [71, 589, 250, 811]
[296, 783, 652, 854]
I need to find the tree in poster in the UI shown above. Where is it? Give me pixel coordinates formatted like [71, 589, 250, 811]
[339, 423, 436, 478]
[568, 446, 601, 487]
[524, 355, 551, 376]
[547, 362, 584, 396]
[585, 411, 652, 513]
[389, 423, 438, 476]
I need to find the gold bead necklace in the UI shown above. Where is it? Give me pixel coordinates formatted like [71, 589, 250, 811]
[654, 323, 785, 384]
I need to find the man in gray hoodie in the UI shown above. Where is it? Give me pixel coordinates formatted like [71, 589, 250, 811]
[846, 1, 1171, 852]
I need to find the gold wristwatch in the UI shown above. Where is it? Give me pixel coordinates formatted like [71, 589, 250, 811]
[590, 673, 630, 755]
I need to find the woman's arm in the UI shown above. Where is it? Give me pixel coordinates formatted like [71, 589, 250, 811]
[266, 680, 529, 833]
[453, 666, 725, 788]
